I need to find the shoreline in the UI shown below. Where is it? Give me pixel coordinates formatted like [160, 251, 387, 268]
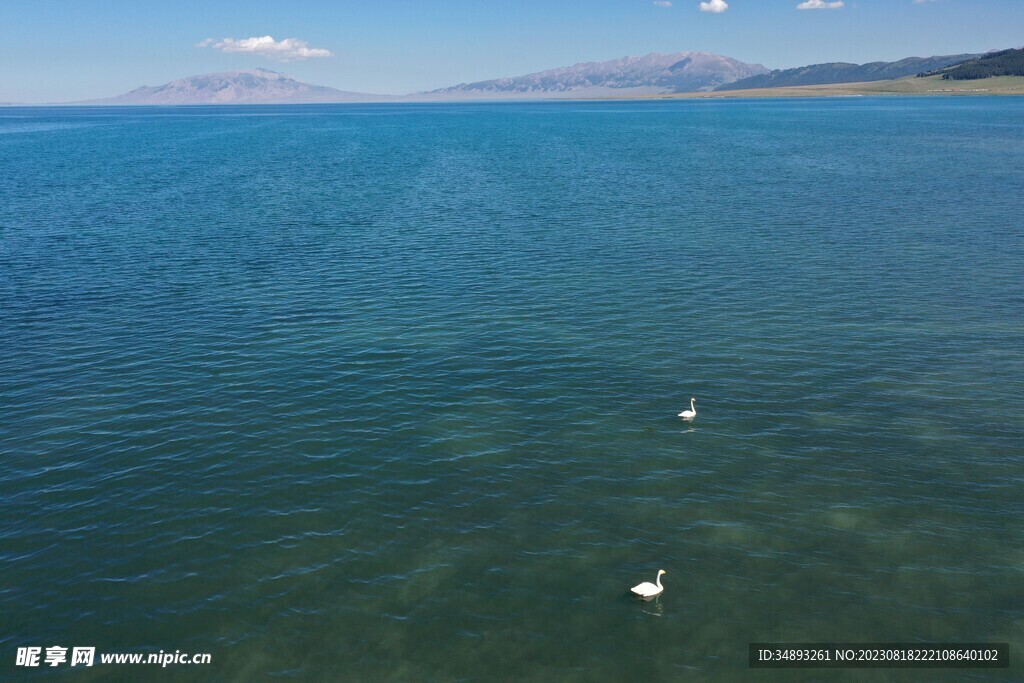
[636, 75, 1024, 99]
[4, 76, 1023, 107]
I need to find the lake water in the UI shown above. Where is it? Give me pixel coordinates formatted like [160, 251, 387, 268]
[1, 99, 1022, 681]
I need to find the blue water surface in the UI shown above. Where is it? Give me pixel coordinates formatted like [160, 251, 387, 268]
[1, 98, 1022, 681]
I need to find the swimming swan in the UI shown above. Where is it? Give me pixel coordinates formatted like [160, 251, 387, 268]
[678, 398, 697, 421]
[631, 569, 666, 600]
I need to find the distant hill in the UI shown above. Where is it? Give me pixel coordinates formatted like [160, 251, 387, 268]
[422, 52, 769, 98]
[83, 68, 391, 105]
[716, 54, 978, 91]
[927, 48, 1024, 80]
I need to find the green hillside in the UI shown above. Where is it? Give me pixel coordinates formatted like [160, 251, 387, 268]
[717, 53, 977, 91]
[936, 48, 1024, 80]
[641, 75, 1024, 99]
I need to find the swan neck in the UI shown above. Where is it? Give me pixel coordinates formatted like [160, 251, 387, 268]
[655, 573, 662, 589]
[690, 399, 696, 412]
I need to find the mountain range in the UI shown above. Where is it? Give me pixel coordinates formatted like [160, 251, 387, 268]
[83, 68, 389, 105]
[714, 53, 979, 91]
[64, 48, 1012, 105]
[83, 52, 768, 105]
[421, 52, 768, 98]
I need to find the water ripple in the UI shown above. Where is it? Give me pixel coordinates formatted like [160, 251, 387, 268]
[1, 99, 1022, 680]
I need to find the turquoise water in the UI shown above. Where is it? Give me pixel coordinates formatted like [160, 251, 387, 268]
[1, 99, 1022, 681]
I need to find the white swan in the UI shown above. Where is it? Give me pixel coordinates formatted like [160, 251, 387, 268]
[631, 569, 666, 600]
[678, 397, 697, 421]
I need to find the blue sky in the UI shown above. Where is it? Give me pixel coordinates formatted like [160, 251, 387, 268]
[1, 0, 1021, 102]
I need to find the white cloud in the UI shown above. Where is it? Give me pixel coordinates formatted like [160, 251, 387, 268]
[653, 1, 672, 6]
[198, 35, 332, 61]
[699, 0, 728, 13]
[797, 0, 844, 8]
